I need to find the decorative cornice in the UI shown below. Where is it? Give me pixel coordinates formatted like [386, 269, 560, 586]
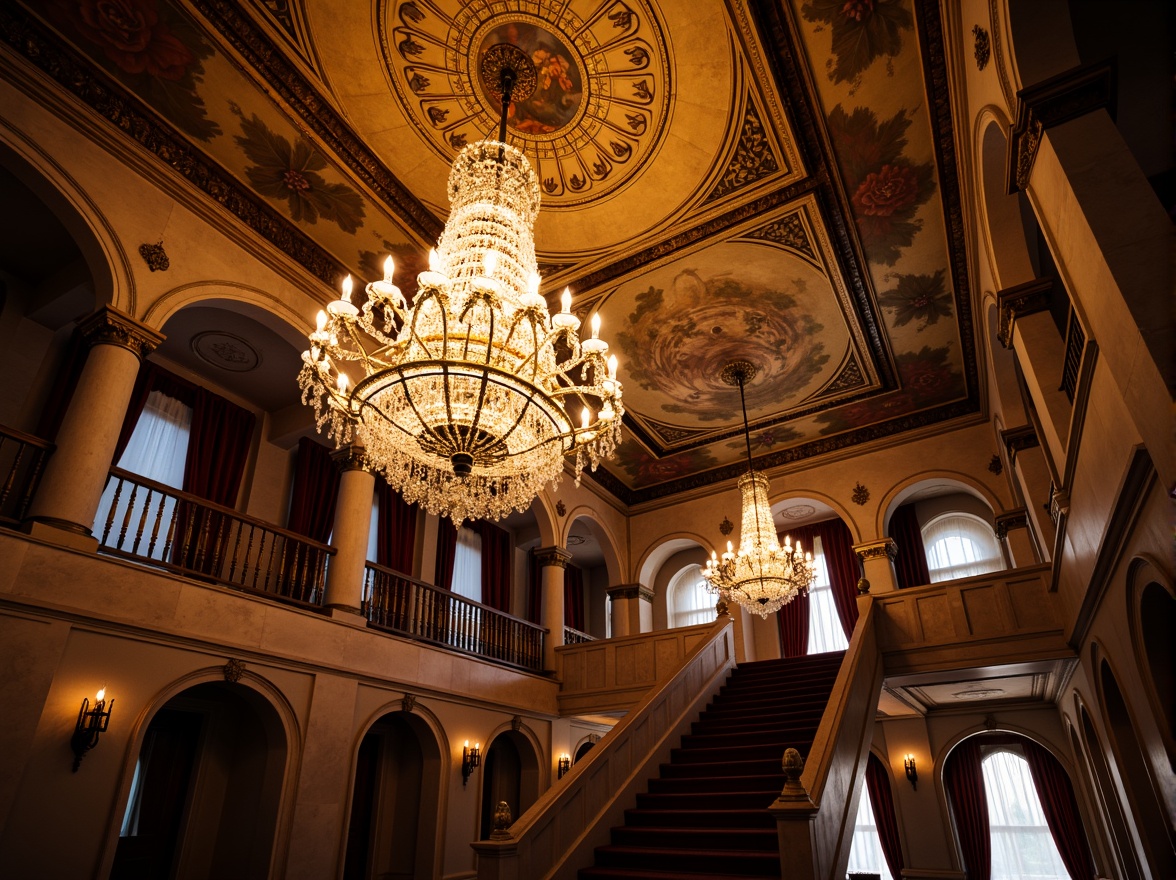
[607, 584, 654, 603]
[997, 278, 1053, 348]
[993, 508, 1028, 539]
[77, 307, 164, 359]
[191, 0, 441, 242]
[534, 546, 573, 568]
[0, 4, 345, 286]
[330, 444, 370, 473]
[1000, 424, 1040, 462]
[1007, 59, 1117, 193]
[854, 539, 897, 562]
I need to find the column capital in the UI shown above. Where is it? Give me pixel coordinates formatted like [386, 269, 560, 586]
[330, 444, 371, 473]
[78, 306, 164, 359]
[994, 508, 1029, 540]
[1000, 424, 1040, 462]
[607, 584, 653, 603]
[853, 538, 897, 562]
[534, 546, 572, 568]
[996, 278, 1052, 348]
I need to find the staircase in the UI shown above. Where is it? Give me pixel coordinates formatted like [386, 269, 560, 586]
[579, 651, 845, 880]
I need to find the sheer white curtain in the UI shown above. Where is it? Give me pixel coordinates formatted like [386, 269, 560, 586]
[668, 564, 713, 629]
[807, 537, 848, 654]
[983, 750, 1072, 880]
[451, 526, 482, 603]
[922, 513, 1003, 583]
[846, 790, 895, 880]
[93, 391, 192, 557]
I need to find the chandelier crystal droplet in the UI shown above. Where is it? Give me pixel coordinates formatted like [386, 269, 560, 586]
[298, 139, 623, 524]
[702, 362, 815, 617]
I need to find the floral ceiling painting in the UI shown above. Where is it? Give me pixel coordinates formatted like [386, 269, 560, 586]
[6, 0, 978, 504]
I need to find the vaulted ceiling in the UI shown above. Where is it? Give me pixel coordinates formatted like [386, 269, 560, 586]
[7, 0, 979, 507]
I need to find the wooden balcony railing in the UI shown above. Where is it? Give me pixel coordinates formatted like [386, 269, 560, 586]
[563, 625, 595, 645]
[97, 467, 333, 607]
[363, 562, 546, 672]
[0, 426, 53, 527]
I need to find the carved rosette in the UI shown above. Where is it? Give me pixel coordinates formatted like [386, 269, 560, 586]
[223, 658, 246, 683]
[78, 307, 165, 359]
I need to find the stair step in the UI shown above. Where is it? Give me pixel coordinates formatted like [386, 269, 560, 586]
[622, 808, 776, 829]
[669, 743, 815, 765]
[610, 825, 778, 851]
[594, 845, 781, 875]
[580, 868, 781, 880]
[659, 759, 781, 778]
[691, 716, 823, 735]
[647, 774, 786, 794]
[680, 728, 818, 750]
[635, 790, 780, 811]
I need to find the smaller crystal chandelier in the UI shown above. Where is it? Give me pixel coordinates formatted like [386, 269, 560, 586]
[702, 361, 815, 618]
[298, 45, 623, 524]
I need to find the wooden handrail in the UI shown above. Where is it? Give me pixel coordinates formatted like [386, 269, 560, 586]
[562, 625, 595, 644]
[0, 425, 54, 526]
[363, 561, 546, 672]
[97, 468, 334, 607]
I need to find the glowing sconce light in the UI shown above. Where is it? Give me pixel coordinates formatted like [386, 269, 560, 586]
[462, 740, 481, 787]
[904, 753, 918, 790]
[557, 754, 571, 779]
[71, 687, 113, 772]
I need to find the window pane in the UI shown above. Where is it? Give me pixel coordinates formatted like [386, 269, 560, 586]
[846, 789, 894, 880]
[922, 513, 1003, 583]
[982, 750, 1072, 880]
[807, 537, 848, 654]
[451, 527, 482, 602]
[669, 565, 715, 629]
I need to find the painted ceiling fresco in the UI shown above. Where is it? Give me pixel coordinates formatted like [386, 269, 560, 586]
[5, 0, 976, 505]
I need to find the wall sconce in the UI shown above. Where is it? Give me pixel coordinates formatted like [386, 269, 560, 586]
[904, 753, 918, 790]
[71, 688, 113, 772]
[557, 754, 571, 779]
[462, 740, 480, 787]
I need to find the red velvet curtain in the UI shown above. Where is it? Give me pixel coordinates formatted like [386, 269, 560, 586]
[434, 518, 457, 590]
[866, 753, 904, 880]
[815, 518, 861, 637]
[1023, 739, 1095, 880]
[889, 504, 930, 589]
[286, 437, 339, 542]
[477, 520, 512, 613]
[375, 479, 416, 574]
[944, 737, 990, 880]
[563, 563, 584, 631]
[527, 550, 542, 623]
[182, 386, 255, 507]
[775, 590, 809, 657]
[113, 363, 197, 465]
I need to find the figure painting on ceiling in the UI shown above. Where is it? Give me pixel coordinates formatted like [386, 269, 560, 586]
[480, 23, 583, 135]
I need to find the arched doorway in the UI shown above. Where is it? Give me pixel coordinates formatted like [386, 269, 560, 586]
[344, 712, 442, 880]
[479, 730, 540, 839]
[111, 681, 287, 880]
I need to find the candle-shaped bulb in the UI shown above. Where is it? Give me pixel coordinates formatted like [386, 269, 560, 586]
[561, 287, 572, 314]
[96, 688, 105, 703]
[475, 742, 480, 750]
[608, 354, 618, 379]
[342, 275, 353, 303]
[337, 373, 349, 392]
[428, 248, 440, 272]
[383, 255, 395, 282]
[316, 310, 327, 331]
[591, 313, 601, 339]
[528, 272, 541, 296]
[581, 408, 591, 429]
[727, 541, 733, 553]
[483, 250, 498, 276]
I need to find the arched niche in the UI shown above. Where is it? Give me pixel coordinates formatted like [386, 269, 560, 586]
[478, 727, 542, 840]
[878, 474, 1002, 537]
[976, 114, 1037, 290]
[1076, 697, 1144, 879]
[108, 677, 294, 880]
[563, 510, 623, 637]
[769, 493, 860, 543]
[636, 534, 713, 589]
[343, 708, 444, 880]
[1129, 562, 1175, 746]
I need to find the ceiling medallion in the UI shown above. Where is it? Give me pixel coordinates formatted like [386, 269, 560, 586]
[299, 49, 623, 524]
[384, 0, 671, 205]
[192, 331, 261, 372]
[779, 504, 816, 520]
[703, 361, 816, 618]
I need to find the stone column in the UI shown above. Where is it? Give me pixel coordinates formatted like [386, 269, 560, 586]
[25, 308, 164, 547]
[607, 584, 653, 637]
[995, 508, 1038, 568]
[854, 538, 899, 594]
[535, 546, 571, 673]
[322, 445, 374, 623]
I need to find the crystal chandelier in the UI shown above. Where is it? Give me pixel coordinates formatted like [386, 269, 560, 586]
[298, 45, 623, 524]
[702, 361, 815, 617]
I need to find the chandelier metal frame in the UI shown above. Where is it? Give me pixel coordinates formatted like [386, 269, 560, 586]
[298, 45, 623, 524]
[702, 361, 816, 618]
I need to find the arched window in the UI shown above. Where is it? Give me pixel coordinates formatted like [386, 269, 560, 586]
[922, 513, 1003, 582]
[846, 788, 894, 880]
[807, 537, 848, 654]
[982, 750, 1072, 879]
[667, 564, 713, 629]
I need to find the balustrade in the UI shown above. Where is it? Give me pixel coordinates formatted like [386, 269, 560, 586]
[562, 625, 595, 645]
[0, 426, 53, 526]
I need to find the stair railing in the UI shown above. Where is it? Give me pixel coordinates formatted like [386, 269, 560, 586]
[769, 595, 884, 880]
[471, 618, 736, 880]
